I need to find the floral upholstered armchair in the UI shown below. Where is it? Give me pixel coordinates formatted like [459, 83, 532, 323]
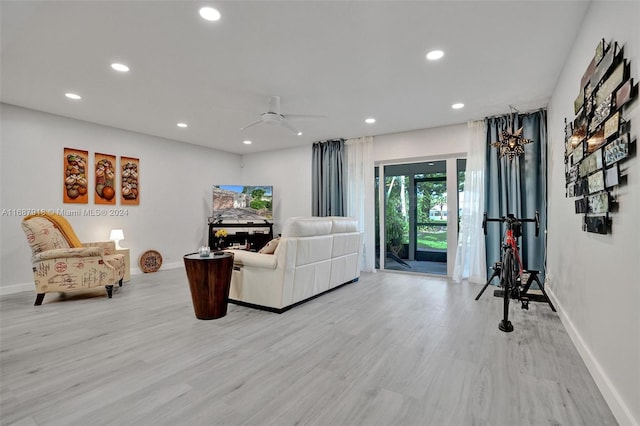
[21, 214, 125, 305]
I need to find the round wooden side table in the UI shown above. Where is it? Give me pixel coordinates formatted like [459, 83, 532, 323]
[183, 252, 234, 320]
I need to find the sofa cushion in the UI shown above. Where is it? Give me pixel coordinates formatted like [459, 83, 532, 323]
[294, 235, 333, 267]
[329, 217, 358, 234]
[232, 250, 278, 269]
[332, 232, 361, 257]
[258, 237, 280, 254]
[282, 217, 332, 238]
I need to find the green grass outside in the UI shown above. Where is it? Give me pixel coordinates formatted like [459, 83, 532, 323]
[417, 230, 447, 250]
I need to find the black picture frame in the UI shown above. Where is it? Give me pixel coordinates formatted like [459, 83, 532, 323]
[589, 42, 619, 89]
[604, 112, 620, 140]
[604, 133, 630, 166]
[588, 170, 605, 194]
[587, 128, 606, 153]
[589, 95, 612, 133]
[605, 164, 620, 188]
[568, 164, 579, 182]
[587, 192, 609, 214]
[595, 60, 626, 106]
[615, 79, 634, 108]
[573, 141, 584, 163]
[585, 215, 608, 234]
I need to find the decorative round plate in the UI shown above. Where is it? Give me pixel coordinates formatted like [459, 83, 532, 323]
[139, 250, 163, 273]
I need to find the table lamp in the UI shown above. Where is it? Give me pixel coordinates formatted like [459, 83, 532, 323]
[109, 229, 125, 250]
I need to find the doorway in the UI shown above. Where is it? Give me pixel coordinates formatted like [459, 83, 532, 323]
[375, 159, 466, 275]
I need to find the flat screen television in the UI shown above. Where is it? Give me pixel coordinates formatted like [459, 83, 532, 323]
[211, 185, 273, 221]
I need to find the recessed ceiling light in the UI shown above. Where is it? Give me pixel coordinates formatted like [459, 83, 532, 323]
[365, 118, 376, 124]
[243, 140, 252, 145]
[65, 93, 82, 100]
[177, 122, 188, 128]
[111, 63, 130, 72]
[428, 162, 435, 166]
[451, 103, 465, 109]
[426, 50, 444, 61]
[199, 6, 221, 21]
[297, 132, 303, 136]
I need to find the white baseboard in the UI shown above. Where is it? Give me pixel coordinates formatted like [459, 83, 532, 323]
[160, 261, 183, 271]
[1, 263, 183, 296]
[130, 261, 182, 276]
[546, 287, 638, 426]
[0, 282, 34, 296]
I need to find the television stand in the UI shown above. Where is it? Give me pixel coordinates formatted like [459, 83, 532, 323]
[208, 220, 273, 251]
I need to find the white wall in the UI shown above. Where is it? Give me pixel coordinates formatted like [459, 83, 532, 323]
[240, 145, 312, 235]
[0, 104, 241, 293]
[546, 2, 639, 425]
[373, 123, 469, 163]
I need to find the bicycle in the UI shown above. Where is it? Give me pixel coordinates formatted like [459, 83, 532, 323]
[481, 211, 540, 332]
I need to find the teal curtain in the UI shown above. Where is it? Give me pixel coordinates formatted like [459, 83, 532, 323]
[312, 139, 345, 216]
[484, 110, 547, 282]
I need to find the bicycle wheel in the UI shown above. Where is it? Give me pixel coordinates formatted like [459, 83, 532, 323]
[499, 248, 515, 332]
[504, 248, 519, 292]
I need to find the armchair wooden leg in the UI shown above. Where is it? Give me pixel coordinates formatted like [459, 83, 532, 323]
[119, 278, 123, 287]
[106, 285, 113, 299]
[34, 293, 45, 306]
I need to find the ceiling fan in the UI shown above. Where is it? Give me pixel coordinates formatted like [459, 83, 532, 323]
[240, 96, 326, 135]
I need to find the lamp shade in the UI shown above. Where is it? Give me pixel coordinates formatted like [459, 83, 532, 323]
[109, 229, 124, 249]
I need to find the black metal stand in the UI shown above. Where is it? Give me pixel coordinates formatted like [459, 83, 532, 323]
[519, 270, 556, 312]
[476, 266, 556, 313]
[475, 262, 501, 300]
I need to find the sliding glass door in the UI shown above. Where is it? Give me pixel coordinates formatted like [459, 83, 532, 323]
[375, 158, 466, 276]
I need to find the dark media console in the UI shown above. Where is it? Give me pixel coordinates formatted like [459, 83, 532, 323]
[208, 221, 273, 251]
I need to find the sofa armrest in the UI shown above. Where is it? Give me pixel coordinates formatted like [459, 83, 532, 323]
[84, 241, 116, 255]
[229, 250, 277, 269]
[32, 247, 104, 262]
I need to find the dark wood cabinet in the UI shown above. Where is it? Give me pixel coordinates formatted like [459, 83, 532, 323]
[208, 221, 273, 251]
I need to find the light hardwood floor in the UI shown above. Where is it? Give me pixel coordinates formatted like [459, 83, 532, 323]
[1, 269, 616, 426]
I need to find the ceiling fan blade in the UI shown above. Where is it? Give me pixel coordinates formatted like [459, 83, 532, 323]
[240, 118, 264, 131]
[280, 119, 300, 135]
[285, 113, 327, 120]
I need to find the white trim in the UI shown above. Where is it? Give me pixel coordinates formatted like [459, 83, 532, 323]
[1, 263, 183, 296]
[547, 287, 638, 426]
[159, 261, 183, 271]
[0, 282, 33, 296]
[130, 261, 182, 276]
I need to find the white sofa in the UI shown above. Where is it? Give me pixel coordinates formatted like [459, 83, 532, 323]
[228, 216, 362, 312]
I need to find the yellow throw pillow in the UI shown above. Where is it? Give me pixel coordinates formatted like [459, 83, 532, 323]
[24, 213, 83, 248]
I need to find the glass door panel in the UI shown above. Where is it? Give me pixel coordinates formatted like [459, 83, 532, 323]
[414, 171, 447, 263]
[384, 172, 410, 271]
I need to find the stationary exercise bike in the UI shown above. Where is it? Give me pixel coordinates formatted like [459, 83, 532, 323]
[480, 211, 540, 332]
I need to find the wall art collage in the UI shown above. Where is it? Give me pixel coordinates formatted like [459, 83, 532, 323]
[63, 148, 140, 205]
[564, 39, 637, 234]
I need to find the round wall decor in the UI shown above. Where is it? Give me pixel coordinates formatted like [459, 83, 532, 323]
[139, 250, 163, 273]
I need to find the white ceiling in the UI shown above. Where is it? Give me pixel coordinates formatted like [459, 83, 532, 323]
[1, 1, 590, 155]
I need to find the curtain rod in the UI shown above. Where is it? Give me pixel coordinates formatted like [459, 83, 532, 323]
[484, 107, 546, 121]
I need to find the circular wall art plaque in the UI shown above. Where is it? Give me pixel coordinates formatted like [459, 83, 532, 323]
[139, 250, 163, 273]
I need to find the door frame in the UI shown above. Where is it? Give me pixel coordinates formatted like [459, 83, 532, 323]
[376, 156, 463, 276]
